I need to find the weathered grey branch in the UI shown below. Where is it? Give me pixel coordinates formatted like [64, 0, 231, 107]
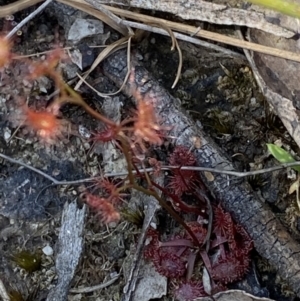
[102, 49, 300, 297]
[46, 201, 86, 301]
[96, 0, 296, 38]
[0, 0, 297, 38]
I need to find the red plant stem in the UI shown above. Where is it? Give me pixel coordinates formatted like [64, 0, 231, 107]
[50, 83, 117, 127]
[210, 237, 228, 248]
[142, 163, 153, 188]
[159, 239, 194, 248]
[200, 250, 212, 271]
[137, 184, 201, 247]
[118, 135, 135, 184]
[77, 101, 117, 127]
[151, 181, 204, 216]
[186, 251, 197, 281]
[177, 166, 193, 191]
[143, 182, 201, 246]
[84, 113, 202, 247]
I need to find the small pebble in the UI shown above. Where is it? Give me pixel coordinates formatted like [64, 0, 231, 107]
[78, 125, 91, 139]
[4, 128, 11, 141]
[150, 222, 157, 229]
[110, 271, 119, 278]
[250, 97, 256, 106]
[42, 245, 53, 256]
[108, 221, 118, 228]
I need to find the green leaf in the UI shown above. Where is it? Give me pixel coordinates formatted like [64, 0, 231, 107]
[248, 0, 300, 19]
[267, 143, 300, 172]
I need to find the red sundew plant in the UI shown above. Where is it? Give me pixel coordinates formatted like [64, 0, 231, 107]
[171, 280, 206, 301]
[83, 193, 120, 224]
[133, 99, 163, 149]
[90, 177, 128, 206]
[3, 38, 254, 300]
[167, 146, 200, 196]
[90, 125, 121, 144]
[168, 145, 197, 166]
[18, 105, 67, 144]
[143, 204, 253, 300]
[3, 39, 182, 227]
[28, 48, 67, 87]
[213, 204, 234, 238]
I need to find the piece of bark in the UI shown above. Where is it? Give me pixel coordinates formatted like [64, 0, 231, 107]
[102, 49, 300, 297]
[46, 201, 86, 301]
[0, 0, 296, 38]
[122, 174, 164, 301]
[235, 29, 300, 150]
[122, 189, 163, 301]
[94, 0, 296, 38]
[246, 27, 300, 149]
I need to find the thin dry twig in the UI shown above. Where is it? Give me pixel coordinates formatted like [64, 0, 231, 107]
[6, 0, 53, 39]
[2, 0, 300, 63]
[2, 0, 294, 37]
[89, 0, 297, 38]
[75, 35, 133, 97]
[69, 274, 120, 293]
[1, 150, 299, 209]
[0, 0, 128, 36]
[1, 152, 300, 186]
[65, 0, 128, 35]
[74, 36, 129, 91]
[0, 152, 60, 183]
[63, 0, 300, 62]
[84, 0, 126, 29]
[101, 3, 300, 63]
[0, 0, 43, 17]
[121, 19, 245, 59]
[103, 35, 132, 96]
[14, 47, 72, 59]
[146, 21, 183, 88]
[6, 123, 22, 144]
